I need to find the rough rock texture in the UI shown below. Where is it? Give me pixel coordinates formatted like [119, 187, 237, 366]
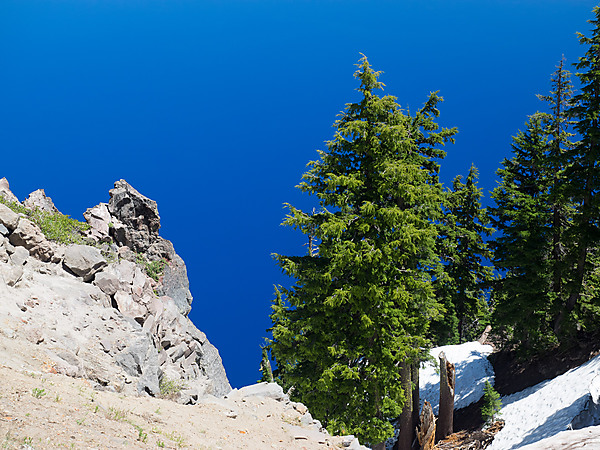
[157, 253, 193, 315]
[0, 177, 230, 400]
[0, 204, 20, 231]
[23, 188, 59, 212]
[0, 177, 19, 203]
[83, 202, 112, 241]
[108, 179, 161, 252]
[9, 218, 53, 262]
[63, 244, 107, 281]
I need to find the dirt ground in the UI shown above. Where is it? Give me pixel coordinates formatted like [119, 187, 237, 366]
[0, 336, 350, 450]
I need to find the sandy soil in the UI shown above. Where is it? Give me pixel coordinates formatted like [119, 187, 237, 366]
[0, 335, 349, 450]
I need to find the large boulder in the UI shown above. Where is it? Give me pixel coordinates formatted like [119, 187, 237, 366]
[63, 244, 107, 281]
[9, 218, 53, 262]
[23, 189, 59, 213]
[0, 204, 20, 231]
[108, 180, 161, 252]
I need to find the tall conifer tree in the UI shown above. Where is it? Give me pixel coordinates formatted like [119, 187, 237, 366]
[490, 114, 554, 349]
[433, 164, 494, 345]
[268, 56, 456, 444]
[554, 6, 600, 336]
[490, 59, 575, 350]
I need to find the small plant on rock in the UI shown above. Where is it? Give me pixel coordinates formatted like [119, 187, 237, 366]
[31, 388, 46, 399]
[158, 377, 186, 400]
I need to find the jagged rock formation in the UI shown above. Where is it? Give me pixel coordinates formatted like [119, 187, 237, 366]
[0, 177, 231, 401]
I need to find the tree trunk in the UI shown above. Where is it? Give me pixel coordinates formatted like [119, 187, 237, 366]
[394, 361, 415, 450]
[417, 401, 436, 450]
[411, 363, 420, 433]
[435, 352, 455, 442]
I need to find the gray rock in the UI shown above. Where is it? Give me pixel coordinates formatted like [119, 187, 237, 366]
[10, 247, 29, 266]
[228, 382, 287, 402]
[0, 223, 8, 236]
[0, 178, 20, 204]
[23, 189, 59, 213]
[1, 264, 23, 286]
[113, 291, 146, 321]
[94, 271, 120, 296]
[108, 180, 161, 252]
[83, 202, 113, 241]
[63, 244, 107, 281]
[157, 254, 193, 316]
[9, 218, 53, 261]
[0, 204, 20, 231]
[114, 332, 160, 396]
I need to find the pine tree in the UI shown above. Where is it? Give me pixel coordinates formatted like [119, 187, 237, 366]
[554, 6, 600, 336]
[490, 58, 576, 351]
[433, 164, 494, 345]
[489, 113, 555, 349]
[268, 55, 456, 444]
[481, 381, 502, 425]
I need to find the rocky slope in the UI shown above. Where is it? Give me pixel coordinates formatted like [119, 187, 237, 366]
[0, 178, 364, 449]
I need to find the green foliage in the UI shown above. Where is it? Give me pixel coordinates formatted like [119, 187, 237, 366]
[433, 165, 494, 345]
[268, 55, 456, 444]
[31, 387, 46, 399]
[481, 381, 502, 425]
[146, 258, 167, 282]
[136, 253, 167, 282]
[0, 196, 90, 245]
[489, 58, 576, 351]
[158, 377, 186, 399]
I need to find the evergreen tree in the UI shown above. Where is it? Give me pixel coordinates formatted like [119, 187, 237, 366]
[554, 6, 600, 336]
[481, 381, 502, 425]
[489, 114, 555, 349]
[268, 56, 456, 444]
[433, 164, 494, 345]
[490, 58, 576, 351]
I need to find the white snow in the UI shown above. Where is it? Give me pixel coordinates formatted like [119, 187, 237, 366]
[419, 342, 494, 414]
[518, 424, 600, 449]
[489, 353, 600, 450]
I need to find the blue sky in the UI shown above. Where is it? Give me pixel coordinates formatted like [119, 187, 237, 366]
[1, 0, 598, 388]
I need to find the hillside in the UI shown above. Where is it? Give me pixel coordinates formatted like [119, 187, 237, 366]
[0, 178, 364, 449]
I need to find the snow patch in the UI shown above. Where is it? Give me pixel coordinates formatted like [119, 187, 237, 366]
[419, 342, 494, 414]
[489, 353, 600, 450]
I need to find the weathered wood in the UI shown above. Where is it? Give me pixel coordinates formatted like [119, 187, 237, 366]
[435, 351, 455, 442]
[417, 401, 436, 450]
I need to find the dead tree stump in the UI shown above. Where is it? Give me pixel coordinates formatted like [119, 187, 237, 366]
[435, 351, 455, 442]
[417, 401, 436, 450]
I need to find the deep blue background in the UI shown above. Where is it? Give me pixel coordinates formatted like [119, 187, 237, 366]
[1, 0, 597, 388]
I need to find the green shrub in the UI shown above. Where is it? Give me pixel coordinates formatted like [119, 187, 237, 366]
[0, 196, 90, 245]
[158, 377, 186, 399]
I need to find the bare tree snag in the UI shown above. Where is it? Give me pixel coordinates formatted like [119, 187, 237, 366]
[417, 401, 436, 450]
[394, 361, 415, 450]
[435, 352, 455, 442]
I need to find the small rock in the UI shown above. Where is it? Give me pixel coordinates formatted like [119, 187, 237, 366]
[226, 410, 238, 419]
[10, 246, 29, 266]
[0, 223, 8, 236]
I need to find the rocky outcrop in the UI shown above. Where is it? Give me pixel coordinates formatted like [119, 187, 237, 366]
[0, 177, 20, 204]
[0, 177, 231, 401]
[23, 188, 59, 212]
[107, 179, 161, 253]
